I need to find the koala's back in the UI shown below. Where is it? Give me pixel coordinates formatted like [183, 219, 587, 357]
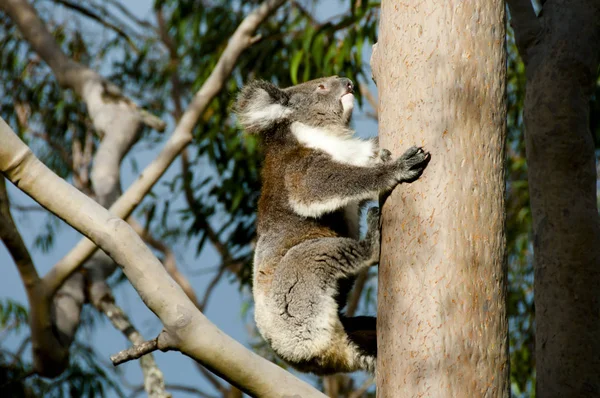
[256, 132, 352, 235]
[252, 137, 352, 272]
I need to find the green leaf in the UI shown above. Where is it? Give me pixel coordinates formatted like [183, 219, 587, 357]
[355, 34, 364, 66]
[323, 45, 338, 74]
[290, 49, 304, 85]
[302, 25, 315, 54]
[303, 51, 311, 82]
[231, 188, 243, 212]
[311, 34, 325, 70]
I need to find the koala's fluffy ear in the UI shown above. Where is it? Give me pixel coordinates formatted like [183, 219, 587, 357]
[234, 80, 291, 134]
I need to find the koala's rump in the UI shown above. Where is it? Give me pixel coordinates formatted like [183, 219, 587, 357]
[253, 237, 347, 366]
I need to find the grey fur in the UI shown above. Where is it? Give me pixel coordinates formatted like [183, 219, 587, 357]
[234, 76, 430, 375]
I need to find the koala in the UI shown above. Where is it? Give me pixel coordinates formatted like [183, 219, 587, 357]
[234, 76, 429, 375]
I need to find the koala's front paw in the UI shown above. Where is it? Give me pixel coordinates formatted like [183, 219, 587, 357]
[396, 146, 430, 182]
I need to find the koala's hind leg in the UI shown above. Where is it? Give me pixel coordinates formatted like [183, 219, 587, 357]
[272, 234, 380, 315]
[280, 207, 380, 283]
[270, 209, 381, 373]
[363, 207, 381, 266]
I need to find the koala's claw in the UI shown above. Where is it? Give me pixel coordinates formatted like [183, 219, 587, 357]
[401, 146, 430, 167]
[397, 146, 430, 182]
[401, 146, 421, 158]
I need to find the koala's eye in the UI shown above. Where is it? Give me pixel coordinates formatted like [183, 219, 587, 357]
[317, 84, 327, 90]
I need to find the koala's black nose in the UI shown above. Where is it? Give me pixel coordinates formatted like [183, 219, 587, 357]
[340, 77, 354, 93]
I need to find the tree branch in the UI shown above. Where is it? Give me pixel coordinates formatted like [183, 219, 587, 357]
[12, 337, 31, 366]
[129, 218, 201, 307]
[10, 204, 46, 213]
[0, 0, 165, 131]
[3, 182, 70, 375]
[506, 0, 543, 63]
[91, 283, 170, 398]
[0, 117, 327, 397]
[0, 178, 39, 288]
[130, 215, 244, 391]
[1, 0, 165, 376]
[131, 383, 216, 398]
[42, 0, 285, 295]
[71, 129, 94, 195]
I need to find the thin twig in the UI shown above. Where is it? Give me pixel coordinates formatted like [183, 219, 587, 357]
[199, 264, 227, 311]
[359, 82, 378, 119]
[111, 338, 159, 366]
[105, 0, 157, 31]
[156, 8, 184, 120]
[194, 362, 228, 394]
[180, 149, 233, 263]
[10, 204, 46, 212]
[347, 377, 374, 398]
[346, 268, 369, 317]
[51, 0, 139, 52]
[28, 130, 72, 166]
[93, 287, 170, 397]
[11, 337, 31, 366]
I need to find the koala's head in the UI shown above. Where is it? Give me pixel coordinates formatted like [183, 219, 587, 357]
[235, 76, 355, 135]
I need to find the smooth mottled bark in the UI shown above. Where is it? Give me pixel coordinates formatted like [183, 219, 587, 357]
[371, 0, 509, 396]
[507, 0, 600, 395]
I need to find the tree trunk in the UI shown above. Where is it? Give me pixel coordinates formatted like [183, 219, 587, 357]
[507, 1, 600, 395]
[371, 1, 509, 396]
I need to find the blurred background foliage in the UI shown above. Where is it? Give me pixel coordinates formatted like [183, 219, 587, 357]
[0, 0, 599, 396]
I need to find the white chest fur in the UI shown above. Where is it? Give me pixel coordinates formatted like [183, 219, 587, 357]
[291, 122, 376, 167]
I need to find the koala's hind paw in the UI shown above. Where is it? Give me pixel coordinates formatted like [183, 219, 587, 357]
[366, 207, 380, 231]
[364, 207, 381, 266]
[397, 146, 430, 182]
